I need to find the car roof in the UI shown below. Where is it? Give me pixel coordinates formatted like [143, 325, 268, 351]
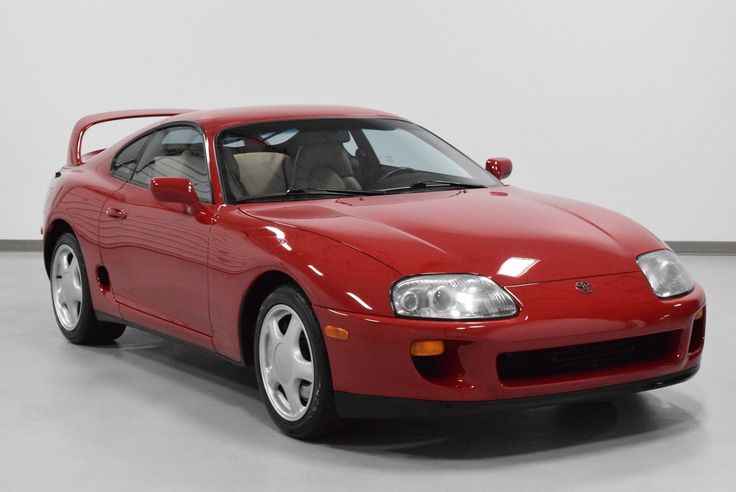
[163, 105, 402, 132]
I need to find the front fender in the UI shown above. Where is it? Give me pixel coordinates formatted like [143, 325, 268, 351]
[207, 207, 402, 360]
[252, 223, 402, 316]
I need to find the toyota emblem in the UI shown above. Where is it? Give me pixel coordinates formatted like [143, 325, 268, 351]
[575, 281, 594, 294]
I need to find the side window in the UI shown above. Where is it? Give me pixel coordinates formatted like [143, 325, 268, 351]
[131, 126, 212, 202]
[111, 135, 149, 181]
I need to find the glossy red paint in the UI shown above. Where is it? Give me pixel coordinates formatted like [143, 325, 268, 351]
[99, 180, 215, 338]
[43, 106, 705, 408]
[150, 177, 202, 215]
[239, 188, 667, 288]
[486, 157, 513, 180]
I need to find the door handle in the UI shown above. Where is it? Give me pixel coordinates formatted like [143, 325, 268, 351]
[105, 208, 127, 219]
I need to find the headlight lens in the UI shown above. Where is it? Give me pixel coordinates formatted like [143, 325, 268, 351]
[636, 250, 694, 298]
[392, 274, 518, 319]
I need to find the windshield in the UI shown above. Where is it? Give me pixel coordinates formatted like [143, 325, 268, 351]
[216, 118, 500, 203]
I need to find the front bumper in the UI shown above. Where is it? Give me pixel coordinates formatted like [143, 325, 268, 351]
[334, 364, 700, 418]
[316, 272, 705, 412]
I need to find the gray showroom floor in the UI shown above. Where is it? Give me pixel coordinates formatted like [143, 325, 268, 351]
[1, 252, 734, 491]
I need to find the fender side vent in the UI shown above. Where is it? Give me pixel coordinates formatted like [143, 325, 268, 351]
[96, 265, 111, 290]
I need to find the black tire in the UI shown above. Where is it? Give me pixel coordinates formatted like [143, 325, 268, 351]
[254, 284, 342, 439]
[49, 233, 126, 345]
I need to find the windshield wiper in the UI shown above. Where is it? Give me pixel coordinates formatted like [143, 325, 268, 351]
[237, 188, 383, 203]
[381, 180, 487, 192]
[305, 188, 385, 196]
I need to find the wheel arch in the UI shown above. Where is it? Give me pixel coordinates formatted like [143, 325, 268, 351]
[238, 269, 303, 366]
[43, 219, 76, 276]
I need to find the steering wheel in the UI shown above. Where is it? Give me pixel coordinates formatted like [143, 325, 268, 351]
[375, 167, 417, 186]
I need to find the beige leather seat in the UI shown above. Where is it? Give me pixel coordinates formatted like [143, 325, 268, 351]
[292, 144, 361, 190]
[233, 152, 291, 196]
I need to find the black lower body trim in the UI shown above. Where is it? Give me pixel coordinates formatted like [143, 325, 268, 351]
[334, 365, 700, 419]
[94, 310, 243, 366]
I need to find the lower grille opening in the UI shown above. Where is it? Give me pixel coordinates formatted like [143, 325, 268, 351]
[497, 331, 679, 383]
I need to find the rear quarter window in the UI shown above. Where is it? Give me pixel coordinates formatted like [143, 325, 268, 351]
[131, 126, 211, 202]
[111, 135, 149, 181]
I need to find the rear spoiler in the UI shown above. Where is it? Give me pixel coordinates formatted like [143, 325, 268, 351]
[67, 108, 194, 165]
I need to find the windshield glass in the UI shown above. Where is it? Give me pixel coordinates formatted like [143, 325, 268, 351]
[216, 118, 500, 202]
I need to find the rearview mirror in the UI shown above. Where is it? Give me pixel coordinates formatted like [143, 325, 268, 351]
[150, 177, 201, 215]
[485, 157, 513, 180]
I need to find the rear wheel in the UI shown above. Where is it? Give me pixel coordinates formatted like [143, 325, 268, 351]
[50, 233, 126, 344]
[254, 285, 341, 439]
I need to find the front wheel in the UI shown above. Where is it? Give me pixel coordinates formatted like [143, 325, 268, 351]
[254, 285, 341, 439]
[50, 233, 126, 344]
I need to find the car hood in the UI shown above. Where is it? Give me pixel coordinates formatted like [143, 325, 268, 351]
[238, 187, 665, 285]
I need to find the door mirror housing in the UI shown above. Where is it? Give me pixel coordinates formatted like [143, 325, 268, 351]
[150, 177, 201, 214]
[485, 157, 513, 180]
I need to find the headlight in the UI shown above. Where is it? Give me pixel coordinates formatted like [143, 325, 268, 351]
[636, 250, 694, 298]
[391, 274, 518, 319]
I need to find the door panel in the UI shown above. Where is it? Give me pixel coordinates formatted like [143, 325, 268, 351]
[99, 183, 213, 334]
[98, 125, 215, 336]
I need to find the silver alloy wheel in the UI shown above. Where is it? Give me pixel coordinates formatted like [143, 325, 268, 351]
[259, 304, 315, 421]
[51, 244, 84, 331]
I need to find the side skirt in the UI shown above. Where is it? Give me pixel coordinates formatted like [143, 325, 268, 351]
[95, 310, 244, 366]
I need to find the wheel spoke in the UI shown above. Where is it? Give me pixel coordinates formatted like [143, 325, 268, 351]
[269, 318, 283, 341]
[68, 280, 83, 303]
[284, 315, 303, 348]
[68, 300, 80, 323]
[283, 380, 303, 412]
[56, 285, 65, 304]
[293, 357, 314, 384]
[59, 256, 67, 273]
[264, 367, 279, 390]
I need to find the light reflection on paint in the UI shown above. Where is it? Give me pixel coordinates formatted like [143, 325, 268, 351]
[307, 264, 324, 277]
[346, 292, 373, 311]
[265, 226, 292, 251]
[497, 257, 540, 278]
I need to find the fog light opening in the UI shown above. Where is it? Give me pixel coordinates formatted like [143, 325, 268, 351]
[689, 307, 706, 354]
[410, 340, 472, 387]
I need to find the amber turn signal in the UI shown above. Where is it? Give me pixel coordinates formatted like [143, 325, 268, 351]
[410, 340, 445, 357]
[324, 325, 349, 341]
[694, 307, 705, 320]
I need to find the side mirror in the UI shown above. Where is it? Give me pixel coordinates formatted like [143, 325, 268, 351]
[150, 177, 201, 215]
[485, 157, 513, 180]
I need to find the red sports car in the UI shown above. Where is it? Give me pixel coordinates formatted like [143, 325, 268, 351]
[43, 106, 705, 438]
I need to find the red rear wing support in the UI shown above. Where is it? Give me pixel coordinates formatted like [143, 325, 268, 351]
[67, 108, 194, 165]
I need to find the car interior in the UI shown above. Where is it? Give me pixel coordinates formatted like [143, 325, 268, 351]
[220, 129, 367, 201]
[214, 119, 497, 203]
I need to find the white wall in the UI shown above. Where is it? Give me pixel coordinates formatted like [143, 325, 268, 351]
[1, 0, 734, 240]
